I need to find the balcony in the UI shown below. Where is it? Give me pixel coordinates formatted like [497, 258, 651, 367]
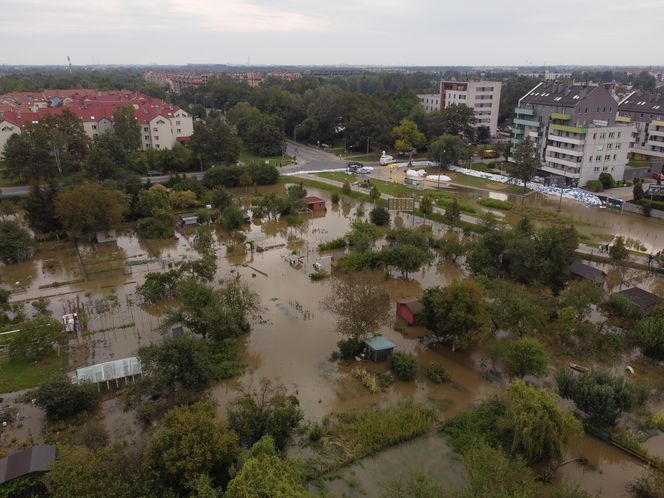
[514, 107, 534, 116]
[542, 163, 581, 177]
[545, 155, 581, 169]
[546, 145, 583, 157]
[512, 128, 524, 135]
[547, 133, 585, 146]
[551, 112, 572, 121]
[648, 128, 664, 138]
[513, 117, 540, 127]
[511, 137, 524, 145]
[550, 124, 586, 134]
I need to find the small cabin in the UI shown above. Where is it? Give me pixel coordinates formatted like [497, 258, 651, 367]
[0, 445, 56, 487]
[179, 213, 199, 226]
[303, 196, 327, 212]
[396, 298, 422, 326]
[364, 335, 396, 362]
[617, 287, 662, 312]
[570, 260, 606, 284]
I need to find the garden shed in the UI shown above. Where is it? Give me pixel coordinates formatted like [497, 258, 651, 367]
[396, 298, 422, 326]
[0, 444, 56, 486]
[617, 287, 662, 311]
[570, 260, 606, 284]
[303, 196, 327, 212]
[364, 335, 396, 362]
[179, 213, 199, 226]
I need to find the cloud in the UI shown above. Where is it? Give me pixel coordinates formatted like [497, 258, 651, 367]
[0, 0, 328, 34]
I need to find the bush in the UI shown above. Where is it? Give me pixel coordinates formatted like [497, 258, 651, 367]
[478, 198, 512, 210]
[370, 206, 391, 226]
[249, 163, 279, 185]
[391, 351, 418, 381]
[585, 180, 604, 192]
[426, 362, 450, 383]
[442, 400, 507, 454]
[137, 215, 174, 239]
[598, 172, 616, 189]
[318, 238, 347, 250]
[336, 337, 365, 360]
[602, 293, 643, 320]
[634, 315, 664, 360]
[34, 375, 101, 421]
[203, 165, 244, 189]
[335, 251, 386, 271]
[331, 192, 340, 204]
[222, 204, 246, 231]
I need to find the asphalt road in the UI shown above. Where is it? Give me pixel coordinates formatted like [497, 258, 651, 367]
[284, 141, 347, 173]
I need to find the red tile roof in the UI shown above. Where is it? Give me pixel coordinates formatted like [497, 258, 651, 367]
[304, 196, 325, 204]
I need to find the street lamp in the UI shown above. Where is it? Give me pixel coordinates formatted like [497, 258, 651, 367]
[366, 137, 370, 160]
[438, 148, 446, 190]
[558, 164, 567, 213]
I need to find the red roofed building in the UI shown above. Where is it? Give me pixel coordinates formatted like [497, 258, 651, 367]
[303, 196, 327, 212]
[0, 90, 193, 157]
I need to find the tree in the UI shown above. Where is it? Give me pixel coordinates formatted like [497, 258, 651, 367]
[239, 168, 253, 193]
[488, 281, 551, 336]
[55, 184, 125, 238]
[87, 134, 123, 180]
[461, 446, 537, 498]
[369, 184, 381, 203]
[391, 351, 418, 380]
[323, 274, 391, 340]
[533, 225, 579, 293]
[228, 379, 303, 451]
[419, 194, 433, 217]
[421, 279, 491, 349]
[510, 137, 539, 192]
[504, 337, 549, 378]
[438, 230, 466, 263]
[430, 135, 469, 168]
[3, 123, 58, 182]
[190, 117, 242, 168]
[226, 436, 311, 498]
[345, 96, 391, 150]
[502, 381, 581, 463]
[24, 182, 63, 233]
[35, 375, 100, 421]
[8, 316, 66, 362]
[242, 112, 286, 156]
[609, 235, 630, 263]
[112, 104, 141, 152]
[556, 369, 646, 427]
[385, 244, 431, 277]
[222, 204, 246, 231]
[0, 220, 34, 263]
[598, 172, 616, 189]
[439, 103, 477, 141]
[342, 181, 352, 195]
[370, 205, 391, 226]
[633, 70, 657, 91]
[203, 164, 244, 188]
[136, 189, 171, 217]
[633, 178, 646, 201]
[392, 119, 426, 153]
[45, 445, 146, 498]
[144, 401, 240, 492]
[138, 335, 216, 393]
[557, 280, 605, 320]
[443, 198, 461, 225]
[634, 315, 664, 360]
[347, 221, 381, 252]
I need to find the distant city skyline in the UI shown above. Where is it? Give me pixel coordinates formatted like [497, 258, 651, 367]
[1, 0, 662, 66]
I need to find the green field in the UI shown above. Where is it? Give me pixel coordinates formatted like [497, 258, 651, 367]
[0, 353, 69, 393]
[238, 150, 293, 167]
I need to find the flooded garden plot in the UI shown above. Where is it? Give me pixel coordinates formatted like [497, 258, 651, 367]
[1, 183, 664, 497]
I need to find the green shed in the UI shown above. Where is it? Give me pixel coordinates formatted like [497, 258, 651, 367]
[365, 335, 396, 362]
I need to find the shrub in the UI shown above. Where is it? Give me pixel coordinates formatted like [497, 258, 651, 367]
[318, 238, 347, 250]
[598, 172, 616, 189]
[634, 315, 664, 360]
[478, 198, 512, 210]
[34, 375, 101, 421]
[352, 367, 379, 394]
[335, 251, 386, 271]
[369, 206, 390, 226]
[426, 362, 450, 383]
[602, 293, 643, 320]
[585, 180, 604, 192]
[442, 400, 507, 454]
[391, 351, 418, 381]
[336, 337, 365, 360]
[331, 192, 340, 204]
[137, 215, 174, 239]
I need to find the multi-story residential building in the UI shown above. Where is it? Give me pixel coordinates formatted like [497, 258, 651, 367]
[418, 80, 502, 136]
[416, 94, 440, 113]
[0, 90, 193, 157]
[617, 90, 664, 163]
[512, 82, 634, 186]
[144, 70, 302, 93]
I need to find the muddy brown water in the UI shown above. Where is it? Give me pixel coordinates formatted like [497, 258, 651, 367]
[0, 184, 662, 497]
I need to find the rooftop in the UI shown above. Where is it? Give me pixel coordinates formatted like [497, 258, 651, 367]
[303, 196, 325, 204]
[520, 83, 604, 107]
[397, 298, 423, 314]
[0, 445, 56, 485]
[570, 260, 606, 283]
[617, 287, 662, 310]
[76, 356, 142, 384]
[618, 90, 664, 114]
[365, 335, 396, 351]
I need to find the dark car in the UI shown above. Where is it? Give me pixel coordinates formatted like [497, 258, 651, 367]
[347, 161, 364, 172]
[146, 170, 163, 177]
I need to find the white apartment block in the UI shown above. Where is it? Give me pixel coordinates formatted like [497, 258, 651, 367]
[416, 94, 440, 113]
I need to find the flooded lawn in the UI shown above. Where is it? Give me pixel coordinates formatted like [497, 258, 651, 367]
[1, 184, 663, 496]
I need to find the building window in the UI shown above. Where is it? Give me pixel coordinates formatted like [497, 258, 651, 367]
[92, 125, 97, 130]
[155, 136, 159, 141]
[608, 132, 615, 138]
[604, 155, 611, 161]
[153, 127, 158, 132]
[613, 154, 617, 160]
[617, 132, 621, 138]
[593, 133, 597, 139]
[144, 135, 149, 140]
[144, 127, 149, 132]
[596, 155, 601, 161]
[155, 144, 160, 149]
[615, 143, 621, 149]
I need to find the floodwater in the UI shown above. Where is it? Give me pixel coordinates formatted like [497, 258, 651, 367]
[1, 184, 663, 496]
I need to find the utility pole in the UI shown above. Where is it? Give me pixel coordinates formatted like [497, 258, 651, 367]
[366, 137, 370, 160]
[438, 148, 446, 191]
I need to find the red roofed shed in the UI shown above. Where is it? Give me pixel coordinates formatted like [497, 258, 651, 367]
[304, 196, 326, 212]
[396, 298, 422, 326]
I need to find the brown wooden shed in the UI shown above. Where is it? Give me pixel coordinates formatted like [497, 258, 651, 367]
[303, 196, 327, 212]
[396, 298, 422, 326]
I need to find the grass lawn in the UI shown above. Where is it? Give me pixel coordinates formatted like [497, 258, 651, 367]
[279, 177, 387, 207]
[316, 171, 353, 183]
[238, 149, 292, 167]
[0, 353, 69, 393]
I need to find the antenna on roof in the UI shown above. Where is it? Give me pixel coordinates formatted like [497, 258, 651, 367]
[67, 56, 72, 74]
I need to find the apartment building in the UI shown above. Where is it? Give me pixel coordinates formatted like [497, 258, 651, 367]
[512, 82, 633, 186]
[0, 90, 193, 157]
[416, 94, 440, 113]
[418, 80, 502, 136]
[617, 90, 664, 163]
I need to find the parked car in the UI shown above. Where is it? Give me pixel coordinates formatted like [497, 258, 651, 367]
[651, 171, 664, 181]
[347, 161, 364, 172]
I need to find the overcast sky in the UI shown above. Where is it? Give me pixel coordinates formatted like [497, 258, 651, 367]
[1, 0, 662, 66]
